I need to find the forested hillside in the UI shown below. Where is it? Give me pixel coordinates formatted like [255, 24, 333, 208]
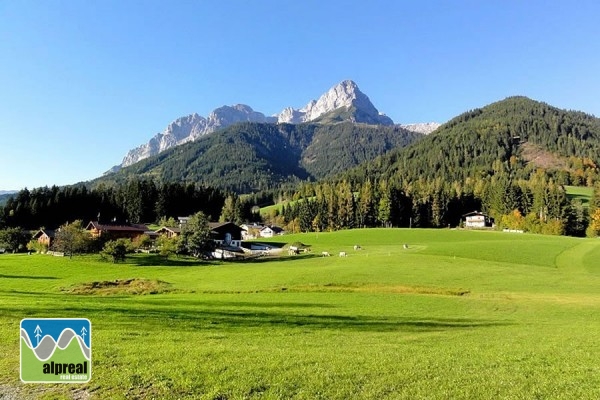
[260, 97, 600, 237]
[348, 96, 600, 185]
[95, 122, 422, 193]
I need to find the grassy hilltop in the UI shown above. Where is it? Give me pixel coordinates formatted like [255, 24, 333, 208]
[1, 229, 600, 399]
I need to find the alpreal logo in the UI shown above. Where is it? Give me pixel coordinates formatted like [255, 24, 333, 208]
[20, 318, 91, 383]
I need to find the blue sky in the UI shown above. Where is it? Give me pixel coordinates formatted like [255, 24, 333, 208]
[1, 0, 599, 190]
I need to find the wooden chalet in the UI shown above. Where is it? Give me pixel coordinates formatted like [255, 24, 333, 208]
[209, 222, 244, 248]
[85, 221, 149, 240]
[32, 229, 55, 247]
[155, 226, 181, 238]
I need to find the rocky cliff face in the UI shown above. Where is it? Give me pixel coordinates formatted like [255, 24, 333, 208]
[399, 122, 441, 135]
[120, 105, 275, 168]
[276, 80, 393, 125]
[112, 80, 409, 170]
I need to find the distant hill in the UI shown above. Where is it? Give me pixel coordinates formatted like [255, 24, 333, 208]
[0, 191, 16, 206]
[95, 122, 422, 193]
[347, 96, 600, 184]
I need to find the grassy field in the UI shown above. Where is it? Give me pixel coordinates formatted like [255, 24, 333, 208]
[565, 185, 594, 207]
[1, 229, 600, 399]
[260, 199, 302, 216]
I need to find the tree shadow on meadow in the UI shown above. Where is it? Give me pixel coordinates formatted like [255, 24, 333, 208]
[0, 295, 511, 334]
[0, 274, 59, 280]
[110, 307, 511, 333]
[239, 253, 321, 264]
[126, 252, 322, 267]
[127, 255, 207, 267]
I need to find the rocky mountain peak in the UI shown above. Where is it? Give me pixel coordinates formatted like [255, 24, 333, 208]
[278, 80, 393, 125]
[111, 80, 417, 171]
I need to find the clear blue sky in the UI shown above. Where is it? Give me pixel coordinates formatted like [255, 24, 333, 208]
[1, 0, 599, 190]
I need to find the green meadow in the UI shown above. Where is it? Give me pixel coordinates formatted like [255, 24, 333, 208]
[565, 185, 594, 207]
[1, 229, 600, 399]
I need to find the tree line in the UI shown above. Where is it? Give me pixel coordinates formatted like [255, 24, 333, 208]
[262, 177, 600, 238]
[0, 181, 227, 230]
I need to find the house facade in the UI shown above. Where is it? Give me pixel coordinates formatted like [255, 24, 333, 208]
[209, 222, 244, 248]
[85, 221, 149, 240]
[259, 225, 284, 238]
[32, 229, 55, 248]
[240, 223, 264, 240]
[463, 212, 494, 228]
[155, 226, 181, 238]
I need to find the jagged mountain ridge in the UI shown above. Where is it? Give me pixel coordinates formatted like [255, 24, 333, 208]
[114, 80, 429, 170]
[118, 105, 277, 169]
[398, 122, 441, 135]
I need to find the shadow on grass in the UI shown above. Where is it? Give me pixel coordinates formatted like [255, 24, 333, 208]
[125, 253, 322, 267]
[88, 307, 513, 333]
[240, 254, 321, 264]
[0, 294, 512, 333]
[0, 274, 58, 280]
[127, 254, 206, 267]
[247, 241, 288, 248]
[135, 299, 337, 309]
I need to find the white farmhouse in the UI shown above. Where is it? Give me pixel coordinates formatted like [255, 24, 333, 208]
[260, 225, 284, 238]
[463, 211, 494, 228]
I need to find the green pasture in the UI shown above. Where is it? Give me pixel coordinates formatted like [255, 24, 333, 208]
[565, 185, 594, 207]
[1, 229, 600, 399]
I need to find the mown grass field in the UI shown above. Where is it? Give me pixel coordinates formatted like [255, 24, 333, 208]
[1, 229, 600, 399]
[565, 185, 594, 207]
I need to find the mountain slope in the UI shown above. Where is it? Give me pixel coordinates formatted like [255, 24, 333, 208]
[96, 122, 422, 193]
[115, 80, 398, 169]
[346, 96, 600, 184]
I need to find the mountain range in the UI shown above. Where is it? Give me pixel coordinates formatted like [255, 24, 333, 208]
[96, 79, 600, 197]
[112, 80, 439, 170]
[97, 121, 423, 193]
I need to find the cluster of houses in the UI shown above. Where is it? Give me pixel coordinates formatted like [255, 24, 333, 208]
[30, 212, 492, 257]
[32, 219, 285, 257]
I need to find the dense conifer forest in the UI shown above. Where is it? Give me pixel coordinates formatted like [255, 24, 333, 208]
[94, 122, 422, 193]
[0, 182, 226, 230]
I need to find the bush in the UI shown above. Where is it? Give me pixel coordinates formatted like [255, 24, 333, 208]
[26, 240, 48, 254]
[101, 238, 134, 263]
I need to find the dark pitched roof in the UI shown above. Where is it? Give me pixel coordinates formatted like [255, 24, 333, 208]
[462, 211, 489, 217]
[86, 221, 148, 232]
[155, 226, 181, 234]
[261, 225, 284, 233]
[32, 229, 56, 239]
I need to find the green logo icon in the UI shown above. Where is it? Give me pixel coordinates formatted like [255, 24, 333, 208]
[20, 318, 91, 383]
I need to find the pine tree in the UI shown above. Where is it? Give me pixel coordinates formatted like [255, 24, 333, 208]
[358, 180, 375, 228]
